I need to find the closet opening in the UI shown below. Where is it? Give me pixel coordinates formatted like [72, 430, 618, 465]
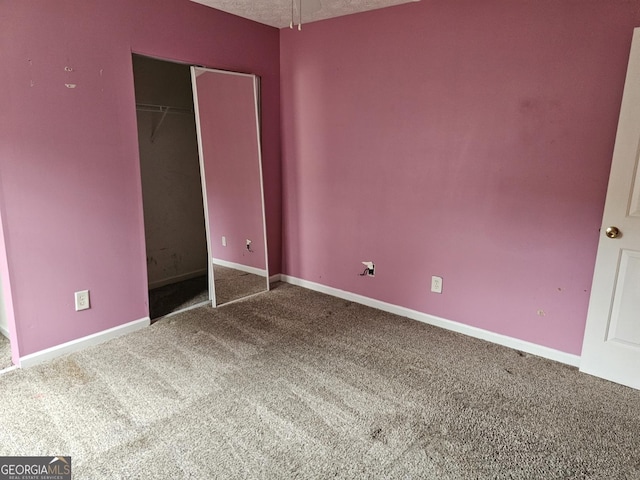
[133, 54, 209, 321]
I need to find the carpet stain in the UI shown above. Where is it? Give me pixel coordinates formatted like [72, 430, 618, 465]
[47, 358, 93, 387]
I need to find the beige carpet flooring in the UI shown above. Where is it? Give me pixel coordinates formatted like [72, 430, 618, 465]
[0, 334, 11, 370]
[148, 266, 267, 321]
[0, 283, 638, 479]
[149, 275, 209, 320]
[213, 264, 267, 305]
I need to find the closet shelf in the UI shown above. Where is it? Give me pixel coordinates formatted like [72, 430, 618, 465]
[135, 103, 193, 114]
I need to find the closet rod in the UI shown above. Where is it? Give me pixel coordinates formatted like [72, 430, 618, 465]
[136, 103, 194, 115]
[136, 103, 194, 143]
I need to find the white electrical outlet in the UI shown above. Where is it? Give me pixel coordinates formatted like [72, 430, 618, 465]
[246, 239, 252, 251]
[431, 276, 443, 294]
[222, 236, 227, 247]
[75, 290, 90, 311]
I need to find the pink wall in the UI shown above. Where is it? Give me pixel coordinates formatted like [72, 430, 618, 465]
[280, 0, 640, 355]
[2, 0, 638, 363]
[0, 0, 280, 360]
[195, 71, 267, 269]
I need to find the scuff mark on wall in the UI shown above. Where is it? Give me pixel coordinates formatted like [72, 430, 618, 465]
[64, 62, 76, 89]
[28, 59, 34, 87]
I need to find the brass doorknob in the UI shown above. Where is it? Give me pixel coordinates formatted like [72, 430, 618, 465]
[605, 226, 621, 238]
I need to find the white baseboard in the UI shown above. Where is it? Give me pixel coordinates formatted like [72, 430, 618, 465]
[212, 258, 267, 277]
[269, 273, 282, 284]
[148, 269, 208, 290]
[19, 317, 150, 368]
[0, 365, 18, 375]
[0, 324, 9, 339]
[280, 275, 581, 367]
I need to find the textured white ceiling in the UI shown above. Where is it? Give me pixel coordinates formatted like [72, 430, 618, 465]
[191, 0, 418, 29]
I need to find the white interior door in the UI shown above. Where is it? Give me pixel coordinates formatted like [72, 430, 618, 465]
[580, 28, 640, 390]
